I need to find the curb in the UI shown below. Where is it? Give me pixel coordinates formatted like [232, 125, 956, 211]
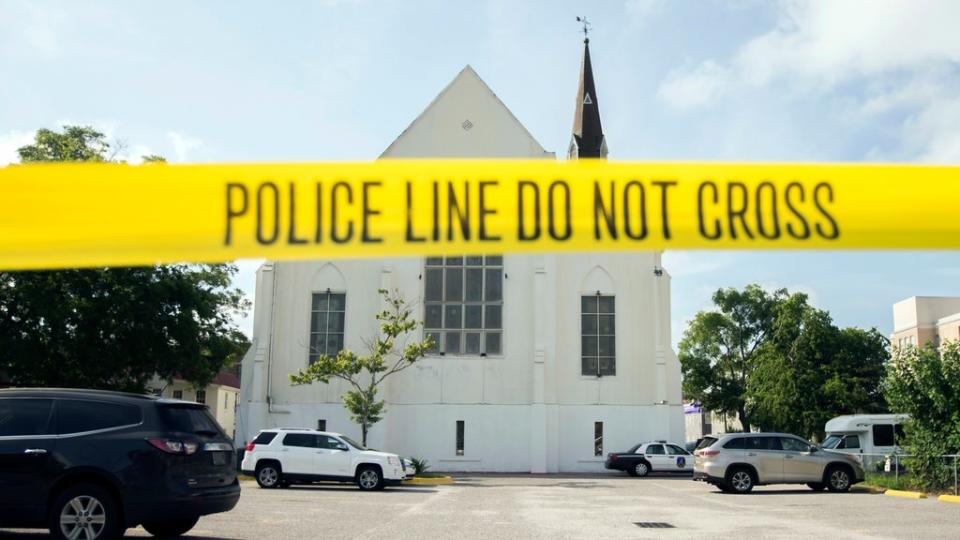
[938, 494, 960, 504]
[884, 489, 926, 499]
[404, 476, 454, 485]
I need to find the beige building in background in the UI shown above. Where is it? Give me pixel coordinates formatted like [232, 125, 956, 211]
[148, 372, 241, 438]
[891, 296, 960, 349]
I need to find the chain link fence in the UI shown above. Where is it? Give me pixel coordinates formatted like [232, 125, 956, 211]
[857, 452, 958, 495]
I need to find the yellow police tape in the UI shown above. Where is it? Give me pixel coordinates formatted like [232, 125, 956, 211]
[1, 160, 958, 270]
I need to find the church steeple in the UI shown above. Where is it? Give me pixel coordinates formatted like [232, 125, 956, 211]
[568, 35, 607, 160]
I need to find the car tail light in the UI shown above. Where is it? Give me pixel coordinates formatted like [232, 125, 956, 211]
[245, 442, 255, 452]
[148, 438, 199, 455]
[698, 449, 720, 457]
[609, 453, 618, 461]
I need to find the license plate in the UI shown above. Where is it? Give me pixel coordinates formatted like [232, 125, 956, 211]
[211, 452, 228, 465]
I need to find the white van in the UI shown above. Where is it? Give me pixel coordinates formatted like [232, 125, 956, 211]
[823, 414, 909, 469]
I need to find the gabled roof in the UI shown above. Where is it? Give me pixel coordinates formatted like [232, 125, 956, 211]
[569, 39, 607, 159]
[380, 65, 553, 159]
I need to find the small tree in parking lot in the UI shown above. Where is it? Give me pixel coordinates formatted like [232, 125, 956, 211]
[289, 289, 433, 446]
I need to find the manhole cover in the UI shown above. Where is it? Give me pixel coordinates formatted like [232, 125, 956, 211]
[634, 522, 675, 529]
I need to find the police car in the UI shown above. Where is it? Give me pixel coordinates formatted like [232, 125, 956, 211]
[604, 440, 694, 477]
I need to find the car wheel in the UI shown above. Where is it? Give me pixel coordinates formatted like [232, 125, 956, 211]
[807, 482, 826, 491]
[142, 516, 200, 538]
[826, 466, 852, 493]
[48, 483, 123, 540]
[256, 462, 282, 489]
[633, 461, 650, 478]
[717, 482, 734, 493]
[357, 465, 384, 491]
[726, 467, 755, 494]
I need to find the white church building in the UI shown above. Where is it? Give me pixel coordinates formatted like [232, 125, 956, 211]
[237, 39, 683, 472]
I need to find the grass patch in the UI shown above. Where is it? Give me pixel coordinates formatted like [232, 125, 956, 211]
[863, 472, 914, 491]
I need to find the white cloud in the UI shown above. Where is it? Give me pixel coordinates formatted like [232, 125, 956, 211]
[625, 0, 664, 18]
[167, 132, 204, 162]
[656, 0, 960, 163]
[0, 130, 35, 165]
[908, 96, 960, 163]
[658, 61, 731, 109]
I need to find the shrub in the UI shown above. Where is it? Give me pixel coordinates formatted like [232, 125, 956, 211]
[884, 341, 960, 492]
[409, 457, 431, 475]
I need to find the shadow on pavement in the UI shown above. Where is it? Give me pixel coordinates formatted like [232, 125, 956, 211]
[282, 484, 438, 494]
[0, 532, 236, 540]
[712, 489, 856, 496]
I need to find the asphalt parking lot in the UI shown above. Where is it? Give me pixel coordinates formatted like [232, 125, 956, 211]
[3, 474, 959, 539]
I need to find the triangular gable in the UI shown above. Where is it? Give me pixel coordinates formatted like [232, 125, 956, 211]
[380, 65, 554, 159]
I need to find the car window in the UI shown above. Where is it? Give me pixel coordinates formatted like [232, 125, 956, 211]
[894, 424, 905, 442]
[317, 435, 346, 449]
[646, 444, 665, 455]
[780, 437, 811, 452]
[873, 424, 895, 446]
[746, 436, 782, 450]
[722, 437, 746, 450]
[0, 398, 55, 437]
[842, 435, 860, 449]
[821, 435, 841, 449]
[282, 433, 317, 448]
[667, 444, 688, 455]
[340, 435, 367, 450]
[253, 432, 278, 445]
[58, 399, 141, 434]
[158, 405, 222, 435]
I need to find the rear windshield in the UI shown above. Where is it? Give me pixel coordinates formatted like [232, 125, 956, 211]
[159, 405, 224, 436]
[253, 432, 277, 444]
[696, 436, 718, 450]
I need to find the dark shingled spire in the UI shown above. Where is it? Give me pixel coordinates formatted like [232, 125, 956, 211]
[569, 38, 607, 159]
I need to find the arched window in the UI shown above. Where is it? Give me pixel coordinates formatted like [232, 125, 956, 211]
[309, 292, 345, 363]
[581, 293, 616, 376]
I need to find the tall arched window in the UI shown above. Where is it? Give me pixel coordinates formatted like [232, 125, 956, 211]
[581, 293, 615, 376]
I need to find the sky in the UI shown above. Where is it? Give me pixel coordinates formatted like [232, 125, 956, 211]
[2, 0, 959, 345]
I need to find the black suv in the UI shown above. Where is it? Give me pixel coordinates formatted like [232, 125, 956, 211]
[0, 388, 240, 539]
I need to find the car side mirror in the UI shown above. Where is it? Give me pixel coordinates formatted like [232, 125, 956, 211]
[335, 443, 348, 451]
[808, 447, 818, 453]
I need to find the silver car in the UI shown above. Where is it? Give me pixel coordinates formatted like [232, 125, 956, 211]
[693, 433, 865, 494]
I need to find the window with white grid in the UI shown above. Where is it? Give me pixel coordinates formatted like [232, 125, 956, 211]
[423, 256, 503, 356]
[309, 292, 345, 363]
[581, 294, 616, 376]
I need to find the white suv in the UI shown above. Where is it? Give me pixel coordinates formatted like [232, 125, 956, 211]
[240, 428, 407, 491]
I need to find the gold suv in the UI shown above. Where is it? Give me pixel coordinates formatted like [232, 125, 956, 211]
[693, 433, 865, 494]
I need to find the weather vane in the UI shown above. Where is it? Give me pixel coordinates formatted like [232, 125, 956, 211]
[576, 16, 591, 41]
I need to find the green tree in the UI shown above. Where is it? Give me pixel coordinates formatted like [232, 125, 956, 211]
[748, 306, 888, 439]
[16, 126, 110, 162]
[679, 285, 791, 430]
[884, 341, 960, 492]
[680, 284, 888, 438]
[0, 125, 250, 392]
[290, 289, 433, 445]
